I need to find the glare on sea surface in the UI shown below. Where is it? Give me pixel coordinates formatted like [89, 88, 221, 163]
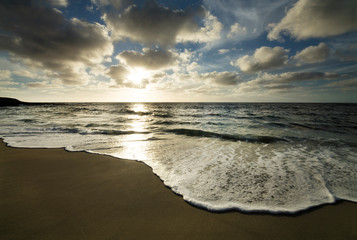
[131, 103, 148, 113]
[111, 103, 151, 161]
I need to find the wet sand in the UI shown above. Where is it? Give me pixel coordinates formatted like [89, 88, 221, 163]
[1, 139, 356, 240]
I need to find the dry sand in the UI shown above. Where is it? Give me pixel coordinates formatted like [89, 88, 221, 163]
[1, 139, 356, 240]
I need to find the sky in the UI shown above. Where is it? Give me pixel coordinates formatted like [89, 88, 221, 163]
[0, 0, 356, 102]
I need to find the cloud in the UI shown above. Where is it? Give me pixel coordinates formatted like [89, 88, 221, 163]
[103, 1, 222, 46]
[106, 64, 150, 89]
[13, 70, 37, 79]
[227, 23, 247, 39]
[218, 49, 229, 54]
[47, 0, 68, 7]
[326, 78, 357, 89]
[203, 0, 293, 42]
[233, 46, 289, 73]
[268, 0, 357, 41]
[0, 70, 12, 80]
[28, 0, 69, 7]
[270, 72, 340, 83]
[294, 43, 329, 64]
[200, 71, 241, 85]
[177, 11, 223, 44]
[27, 82, 52, 88]
[133, 70, 241, 94]
[91, 0, 127, 9]
[334, 43, 357, 61]
[0, 1, 113, 85]
[107, 65, 129, 85]
[107, 48, 203, 89]
[117, 48, 177, 70]
[238, 71, 341, 92]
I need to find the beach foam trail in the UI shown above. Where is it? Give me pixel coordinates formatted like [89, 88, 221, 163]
[1, 103, 356, 213]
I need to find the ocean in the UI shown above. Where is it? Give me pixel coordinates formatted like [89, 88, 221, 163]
[0, 102, 356, 213]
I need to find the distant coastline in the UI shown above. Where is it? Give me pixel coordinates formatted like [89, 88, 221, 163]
[0, 97, 43, 107]
[1, 97, 356, 105]
[0, 97, 27, 106]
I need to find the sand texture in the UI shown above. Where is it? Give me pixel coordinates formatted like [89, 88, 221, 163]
[1, 140, 356, 240]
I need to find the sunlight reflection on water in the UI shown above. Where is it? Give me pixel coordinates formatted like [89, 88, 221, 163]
[112, 103, 151, 160]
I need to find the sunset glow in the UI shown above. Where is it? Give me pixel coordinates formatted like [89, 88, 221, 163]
[0, 0, 356, 102]
[127, 68, 150, 86]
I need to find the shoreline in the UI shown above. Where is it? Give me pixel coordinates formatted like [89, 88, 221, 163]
[1, 138, 353, 216]
[1, 139, 356, 239]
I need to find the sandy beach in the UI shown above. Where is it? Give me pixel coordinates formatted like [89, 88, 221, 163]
[1, 139, 356, 240]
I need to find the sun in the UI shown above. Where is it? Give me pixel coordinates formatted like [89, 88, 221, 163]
[126, 68, 149, 85]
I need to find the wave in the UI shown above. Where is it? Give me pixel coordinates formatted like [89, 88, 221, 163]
[290, 123, 352, 134]
[265, 122, 288, 128]
[85, 123, 111, 128]
[92, 130, 151, 135]
[152, 111, 173, 118]
[110, 109, 152, 116]
[153, 120, 201, 126]
[164, 128, 286, 143]
[18, 118, 38, 123]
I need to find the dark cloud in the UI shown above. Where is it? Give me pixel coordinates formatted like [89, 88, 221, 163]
[107, 65, 129, 85]
[326, 78, 357, 89]
[103, 1, 221, 46]
[233, 46, 289, 73]
[27, 82, 50, 88]
[275, 72, 340, 83]
[1, 0, 68, 7]
[0, 1, 113, 85]
[117, 48, 177, 70]
[334, 43, 357, 62]
[200, 71, 241, 85]
[238, 72, 341, 92]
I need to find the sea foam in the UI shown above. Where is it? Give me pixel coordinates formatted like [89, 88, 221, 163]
[1, 103, 356, 213]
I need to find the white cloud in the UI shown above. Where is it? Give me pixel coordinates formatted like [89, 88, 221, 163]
[86, 5, 95, 12]
[106, 64, 152, 89]
[233, 46, 289, 73]
[294, 43, 329, 64]
[203, 0, 293, 42]
[106, 48, 203, 89]
[50, 0, 68, 7]
[187, 62, 199, 72]
[0, 70, 12, 80]
[227, 23, 247, 39]
[218, 49, 229, 54]
[34, 0, 69, 7]
[177, 11, 223, 44]
[13, 70, 43, 79]
[91, 0, 125, 9]
[268, 0, 357, 41]
[130, 69, 241, 95]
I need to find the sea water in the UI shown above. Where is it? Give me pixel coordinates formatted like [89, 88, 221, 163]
[0, 103, 356, 213]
